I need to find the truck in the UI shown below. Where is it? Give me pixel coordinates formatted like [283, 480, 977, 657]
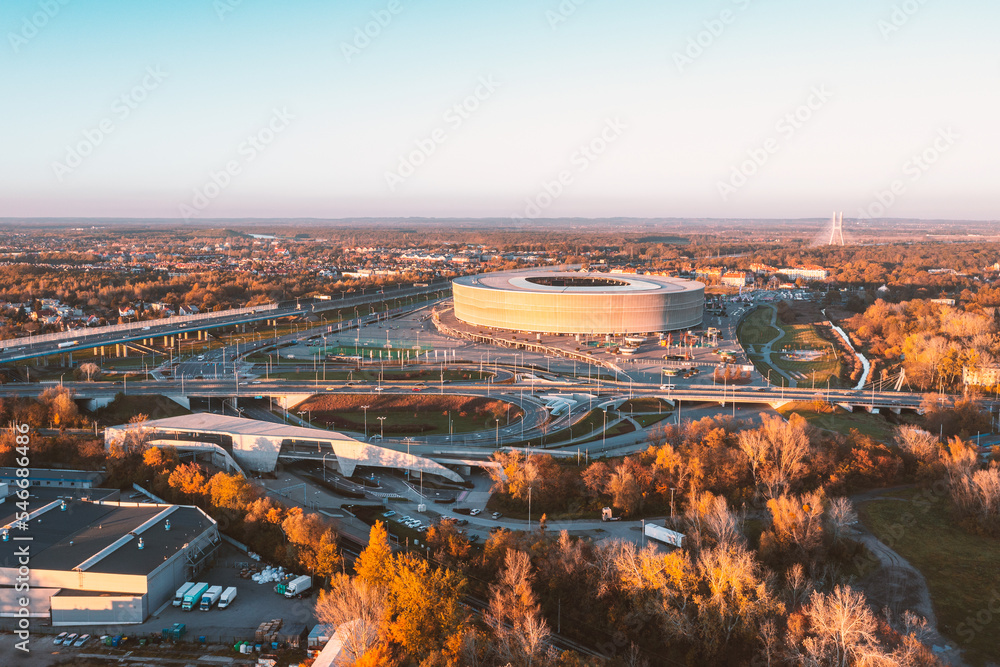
[644, 523, 686, 548]
[172, 582, 195, 607]
[200, 585, 223, 611]
[284, 575, 312, 598]
[218, 586, 237, 609]
[181, 583, 209, 611]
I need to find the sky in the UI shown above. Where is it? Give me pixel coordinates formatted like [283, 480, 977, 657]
[1, 0, 997, 221]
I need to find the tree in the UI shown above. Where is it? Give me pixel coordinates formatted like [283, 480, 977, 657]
[826, 497, 857, 545]
[79, 362, 101, 381]
[738, 414, 812, 499]
[142, 446, 179, 469]
[386, 555, 467, 661]
[605, 463, 642, 516]
[167, 462, 206, 498]
[761, 491, 826, 565]
[355, 521, 395, 587]
[894, 426, 939, 464]
[207, 472, 259, 511]
[684, 491, 744, 552]
[484, 549, 554, 666]
[315, 573, 387, 662]
[799, 586, 881, 667]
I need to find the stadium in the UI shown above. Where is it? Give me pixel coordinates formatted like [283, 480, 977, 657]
[452, 270, 704, 335]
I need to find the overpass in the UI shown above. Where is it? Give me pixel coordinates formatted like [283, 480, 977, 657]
[7, 376, 989, 417]
[0, 280, 451, 364]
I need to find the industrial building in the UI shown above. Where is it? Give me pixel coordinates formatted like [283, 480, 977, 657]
[452, 270, 704, 335]
[104, 413, 465, 482]
[0, 468, 104, 490]
[0, 486, 219, 626]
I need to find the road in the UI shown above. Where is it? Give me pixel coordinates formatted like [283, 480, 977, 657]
[0, 281, 451, 363]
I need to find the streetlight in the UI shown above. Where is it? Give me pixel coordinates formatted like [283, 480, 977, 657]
[495, 418, 501, 447]
[377, 416, 386, 440]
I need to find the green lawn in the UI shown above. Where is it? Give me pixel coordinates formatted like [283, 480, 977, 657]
[631, 412, 673, 428]
[769, 323, 844, 388]
[777, 402, 901, 441]
[736, 306, 782, 346]
[739, 305, 844, 388]
[859, 490, 1000, 665]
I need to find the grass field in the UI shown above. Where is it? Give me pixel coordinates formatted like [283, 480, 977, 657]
[294, 393, 522, 437]
[736, 306, 782, 346]
[770, 322, 843, 388]
[776, 401, 902, 441]
[631, 412, 673, 428]
[859, 490, 1000, 665]
[739, 305, 844, 388]
[91, 394, 191, 425]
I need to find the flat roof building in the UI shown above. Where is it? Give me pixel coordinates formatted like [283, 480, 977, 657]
[0, 489, 219, 626]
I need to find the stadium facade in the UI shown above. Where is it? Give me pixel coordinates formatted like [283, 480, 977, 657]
[452, 270, 704, 335]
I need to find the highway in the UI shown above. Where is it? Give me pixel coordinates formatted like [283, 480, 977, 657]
[0, 280, 451, 363]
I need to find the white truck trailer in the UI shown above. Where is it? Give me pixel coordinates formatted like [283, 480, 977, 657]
[218, 586, 238, 609]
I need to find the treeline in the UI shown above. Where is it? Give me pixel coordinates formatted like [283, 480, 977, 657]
[846, 299, 1000, 390]
[490, 414, 912, 520]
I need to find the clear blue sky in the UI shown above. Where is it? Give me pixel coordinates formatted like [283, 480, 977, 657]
[1, 0, 996, 220]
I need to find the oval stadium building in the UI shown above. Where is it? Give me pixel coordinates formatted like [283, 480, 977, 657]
[452, 271, 705, 335]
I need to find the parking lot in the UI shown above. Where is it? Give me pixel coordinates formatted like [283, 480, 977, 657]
[28, 545, 317, 647]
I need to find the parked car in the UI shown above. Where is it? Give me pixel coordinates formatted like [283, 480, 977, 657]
[64, 633, 78, 646]
[54, 632, 68, 645]
[382, 510, 396, 518]
[491, 512, 503, 520]
[74, 634, 91, 647]
[469, 509, 482, 516]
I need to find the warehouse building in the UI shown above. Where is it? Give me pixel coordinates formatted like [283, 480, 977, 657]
[0, 485, 219, 626]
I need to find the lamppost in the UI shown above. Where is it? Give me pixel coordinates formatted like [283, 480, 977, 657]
[495, 418, 501, 447]
[361, 405, 369, 439]
[377, 416, 386, 440]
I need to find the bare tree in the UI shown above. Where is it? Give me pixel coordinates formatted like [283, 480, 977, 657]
[314, 573, 386, 662]
[737, 414, 812, 499]
[484, 549, 554, 666]
[79, 362, 101, 381]
[801, 585, 881, 667]
[894, 426, 940, 464]
[826, 497, 857, 544]
[765, 491, 826, 558]
[684, 491, 745, 552]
